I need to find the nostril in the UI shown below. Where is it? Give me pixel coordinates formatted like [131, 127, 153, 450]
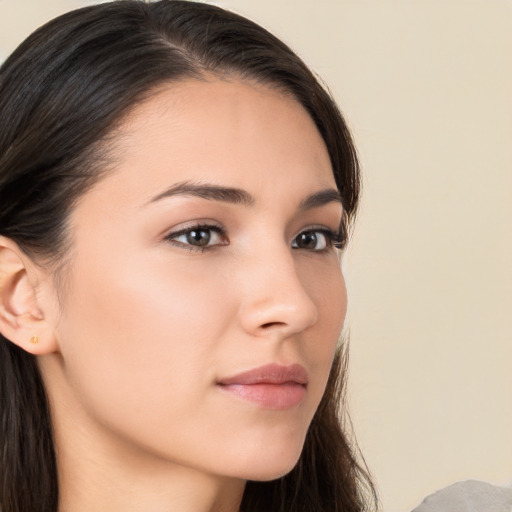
[260, 321, 286, 329]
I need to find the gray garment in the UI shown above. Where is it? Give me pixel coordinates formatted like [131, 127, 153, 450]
[411, 480, 512, 512]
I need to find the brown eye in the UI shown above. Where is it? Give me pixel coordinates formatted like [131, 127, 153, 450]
[165, 224, 228, 250]
[292, 230, 329, 251]
[185, 228, 212, 247]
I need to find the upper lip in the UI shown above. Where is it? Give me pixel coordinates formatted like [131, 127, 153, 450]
[218, 363, 309, 386]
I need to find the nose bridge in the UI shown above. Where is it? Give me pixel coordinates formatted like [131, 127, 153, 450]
[237, 237, 318, 337]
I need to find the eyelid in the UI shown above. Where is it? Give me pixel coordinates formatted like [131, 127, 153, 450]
[292, 224, 347, 252]
[162, 219, 224, 238]
[163, 222, 228, 252]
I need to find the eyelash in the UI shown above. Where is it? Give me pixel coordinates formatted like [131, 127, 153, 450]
[164, 223, 346, 253]
[164, 223, 227, 253]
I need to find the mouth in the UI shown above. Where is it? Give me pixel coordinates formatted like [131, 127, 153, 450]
[217, 364, 308, 410]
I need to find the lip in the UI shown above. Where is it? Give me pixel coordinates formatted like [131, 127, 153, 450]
[217, 364, 308, 410]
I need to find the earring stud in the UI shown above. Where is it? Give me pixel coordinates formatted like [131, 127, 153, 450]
[30, 336, 39, 344]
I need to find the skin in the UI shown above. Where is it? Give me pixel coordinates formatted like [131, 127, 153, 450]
[0, 79, 347, 512]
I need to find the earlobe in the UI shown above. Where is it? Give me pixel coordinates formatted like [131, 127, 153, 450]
[0, 236, 58, 355]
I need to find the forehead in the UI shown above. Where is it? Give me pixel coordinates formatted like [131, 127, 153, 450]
[85, 79, 336, 210]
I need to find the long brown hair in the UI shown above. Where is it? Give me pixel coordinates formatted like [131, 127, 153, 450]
[0, 2, 376, 511]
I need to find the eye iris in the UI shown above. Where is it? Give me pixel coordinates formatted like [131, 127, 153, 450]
[298, 232, 318, 250]
[186, 229, 211, 246]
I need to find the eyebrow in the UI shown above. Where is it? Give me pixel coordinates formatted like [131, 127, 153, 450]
[147, 180, 343, 210]
[298, 189, 343, 211]
[147, 181, 254, 206]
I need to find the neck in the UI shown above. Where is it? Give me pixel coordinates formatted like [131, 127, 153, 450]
[58, 464, 244, 512]
[55, 424, 245, 512]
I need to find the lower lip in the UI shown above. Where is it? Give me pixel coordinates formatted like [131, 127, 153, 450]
[218, 383, 306, 410]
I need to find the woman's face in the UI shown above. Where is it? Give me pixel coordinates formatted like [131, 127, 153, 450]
[42, 79, 347, 482]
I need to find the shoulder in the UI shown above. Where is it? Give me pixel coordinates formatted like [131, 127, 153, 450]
[411, 480, 512, 512]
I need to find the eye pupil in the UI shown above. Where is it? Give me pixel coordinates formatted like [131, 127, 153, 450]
[297, 232, 317, 249]
[186, 229, 211, 246]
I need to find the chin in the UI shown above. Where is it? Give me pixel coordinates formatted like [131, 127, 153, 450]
[231, 442, 305, 482]
[245, 459, 302, 482]
[249, 462, 300, 482]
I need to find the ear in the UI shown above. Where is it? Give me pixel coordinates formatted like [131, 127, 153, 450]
[0, 236, 59, 355]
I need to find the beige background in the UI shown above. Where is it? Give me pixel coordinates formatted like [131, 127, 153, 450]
[1, 1, 511, 510]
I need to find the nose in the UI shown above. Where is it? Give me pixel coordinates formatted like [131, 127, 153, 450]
[237, 247, 319, 339]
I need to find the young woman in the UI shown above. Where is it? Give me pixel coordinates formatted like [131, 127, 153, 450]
[0, 1, 376, 511]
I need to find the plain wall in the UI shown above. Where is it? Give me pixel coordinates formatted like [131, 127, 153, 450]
[1, 1, 511, 510]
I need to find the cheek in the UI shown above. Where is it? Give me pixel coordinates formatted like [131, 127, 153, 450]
[54, 251, 234, 422]
[297, 257, 347, 402]
[303, 255, 347, 344]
